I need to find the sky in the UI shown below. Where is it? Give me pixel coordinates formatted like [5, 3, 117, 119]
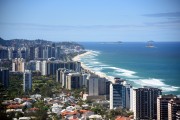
[0, 0, 180, 42]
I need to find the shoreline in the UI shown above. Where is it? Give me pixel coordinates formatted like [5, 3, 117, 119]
[73, 50, 180, 95]
[73, 50, 114, 82]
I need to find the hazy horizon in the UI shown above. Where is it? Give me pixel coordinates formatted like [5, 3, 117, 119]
[0, 0, 180, 42]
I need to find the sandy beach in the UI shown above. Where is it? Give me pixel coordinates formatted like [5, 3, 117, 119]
[73, 50, 114, 82]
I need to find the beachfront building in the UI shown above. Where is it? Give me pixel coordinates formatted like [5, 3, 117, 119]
[133, 86, 162, 120]
[88, 75, 99, 96]
[66, 73, 82, 90]
[88, 74, 108, 96]
[168, 98, 180, 120]
[81, 72, 90, 88]
[0, 67, 9, 88]
[36, 60, 81, 76]
[23, 70, 32, 92]
[157, 94, 177, 120]
[110, 78, 132, 109]
[176, 111, 180, 120]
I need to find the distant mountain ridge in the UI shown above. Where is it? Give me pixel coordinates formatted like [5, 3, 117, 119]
[0, 37, 84, 49]
[0, 37, 51, 46]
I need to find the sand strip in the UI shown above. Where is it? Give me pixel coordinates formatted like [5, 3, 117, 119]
[73, 50, 114, 82]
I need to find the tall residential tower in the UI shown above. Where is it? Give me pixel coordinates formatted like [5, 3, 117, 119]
[23, 70, 32, 92]
[133, 86, 162, 120]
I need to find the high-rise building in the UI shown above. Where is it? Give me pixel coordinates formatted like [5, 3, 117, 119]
[52, 47, 55, 58]
[56, 68, 66, 83]
[36, 61, 42, 71]
[157, 94, 177, 120]
[133, 87, 162, 120]
[88, 75, 99, 96]
[35, 47, 39, 59]
[66, 73, 82, 90]
[55, 46, 62, 59]
[168, 98, 180, 120]
[105, 81, 110, 100]
[12, 58, 25, 72]
[98, 77, 108, 95]
[35, 46, 44, 59]
[12, 49, 18, 59]
[37, 60, 81, 76]
[23, 70, 32, 92]
[41, 60, 47, 75]
[47, 46, 52, 58]
[61, 69, 73, 88]
[87, 74, 108, 96]
[0, 67, 9, 88]
[8, 47, 13, 60]
[20, 50, 26, 59]
[176, 111, 180, 120]
[26, 60, 36, 71]
[29, 46, 35, 60]
[0, 47, 8, 59]
[43, 48, 48, 59]
[38, 46, 43, 59]
[81, 72, 90, 88]
[110, 78, 128, 109]
[124, 82, 132, 109]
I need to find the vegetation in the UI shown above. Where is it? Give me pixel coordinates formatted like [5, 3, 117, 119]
[1, 73, 24, 100]
[0, 73, 134, 119]
[32, 75, 62, 97]
[90, 104, 133, 119]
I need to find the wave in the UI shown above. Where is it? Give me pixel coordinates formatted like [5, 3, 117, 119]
[129, 78, 180, 92]
[101, 66, 140, 78]
[79, 50, 180, 93]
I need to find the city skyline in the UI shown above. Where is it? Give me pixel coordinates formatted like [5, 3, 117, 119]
[0, 0, 180, 42]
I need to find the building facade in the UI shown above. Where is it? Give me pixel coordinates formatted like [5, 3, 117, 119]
[88, 75, 99, 96]
[133, 87, 162, 120]
[157, 94, 177, 120]
[168, 98, 180, 120]
[0, 67, 9, 88]
[110, 78, 127, 109]
[12, 58, 25, 72]
[66, 73, 82, 90]
[23, 70, 32, 92]
[38, 60, 81, 76]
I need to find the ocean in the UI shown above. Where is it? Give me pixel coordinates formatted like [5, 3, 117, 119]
[78, 42, 180, 95]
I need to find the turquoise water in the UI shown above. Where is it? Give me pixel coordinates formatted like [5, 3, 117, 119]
[79, 42, 180, 95]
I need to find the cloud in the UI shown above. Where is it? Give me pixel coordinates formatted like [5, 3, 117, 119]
[145, 19, 180, 25]
[0, 22, 144, 30]
[0, 21, 179, 32]
[143, 12, 180, 18]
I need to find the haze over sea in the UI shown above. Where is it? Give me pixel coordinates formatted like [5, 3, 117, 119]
[79, 42, 180, 95]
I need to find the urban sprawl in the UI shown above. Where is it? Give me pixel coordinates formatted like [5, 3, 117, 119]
[0, 38, 180, 120]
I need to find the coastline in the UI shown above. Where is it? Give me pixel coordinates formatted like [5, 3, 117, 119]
[73, 50, 114, 82]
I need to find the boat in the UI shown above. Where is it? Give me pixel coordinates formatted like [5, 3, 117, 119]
[117, 41, 122, 44]
[146, 40, 154, 48]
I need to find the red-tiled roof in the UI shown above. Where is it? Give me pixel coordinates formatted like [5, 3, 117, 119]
[115, 116, 130, 120]
[29, 107, 39, 111]
[7, 104, 24, 109]
[61, 110, 78, 116]
[79, 110, 89, 113]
